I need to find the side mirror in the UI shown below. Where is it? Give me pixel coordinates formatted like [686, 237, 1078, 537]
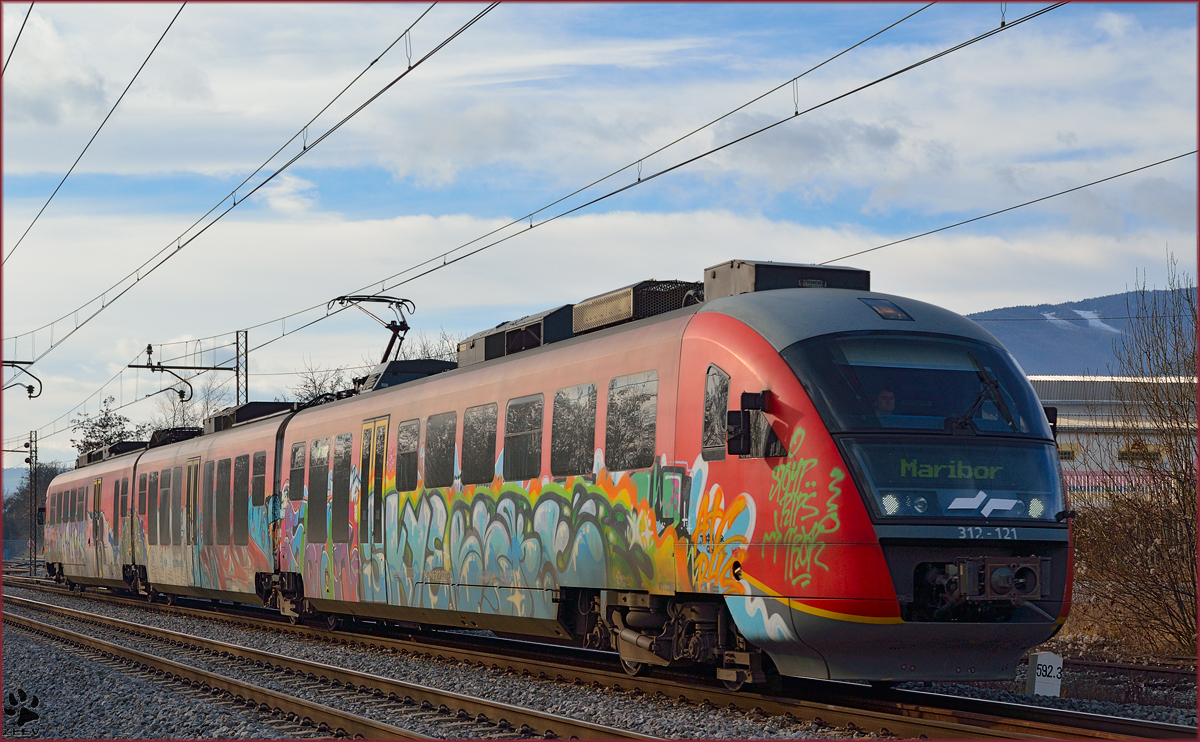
[727, 410, 751, 456]
[741, 390, 771, 413]
[36, 507, 45, 526]
[1043, 406, 1058, 438]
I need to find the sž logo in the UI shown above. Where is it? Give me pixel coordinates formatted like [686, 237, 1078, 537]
[947, 490, 1020, 517]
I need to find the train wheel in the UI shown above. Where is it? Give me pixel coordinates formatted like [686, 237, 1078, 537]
[324, 614, 342, 632]
[146, 590, 158, 604]
[721, 678, 746, 692]
[287, 614, 301, 626]
[619, 659, 645, 677]
[163, 593, 176, 606]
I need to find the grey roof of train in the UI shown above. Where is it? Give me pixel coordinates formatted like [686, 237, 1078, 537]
[700, 288, 1002, 350]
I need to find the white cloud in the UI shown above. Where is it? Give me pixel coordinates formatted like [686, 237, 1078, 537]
[251, 172, 319, 215]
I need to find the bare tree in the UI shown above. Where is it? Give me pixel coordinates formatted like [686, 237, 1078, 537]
[396, 327, 461, 363]
[148, 374, 234, 429]
[284, 328, 464, 404]
[1072, 254, 1197, 654]
[288, 357, 352, 405]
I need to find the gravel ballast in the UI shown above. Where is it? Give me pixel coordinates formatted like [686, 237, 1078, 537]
[2, 587, 866, 739]
[2, 626, 293, 739]
[5, 585, 1195, 737]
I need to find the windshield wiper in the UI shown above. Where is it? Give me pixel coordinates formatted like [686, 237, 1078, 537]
[944, 351, 1018, 433]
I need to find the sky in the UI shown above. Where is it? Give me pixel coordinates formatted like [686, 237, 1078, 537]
[2, 2, 1196, 467]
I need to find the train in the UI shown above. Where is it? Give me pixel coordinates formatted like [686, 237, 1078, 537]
[44, 259, 1073, 688]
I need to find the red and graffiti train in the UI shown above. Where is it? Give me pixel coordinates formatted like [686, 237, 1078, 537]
[44, 260, 1072, 687]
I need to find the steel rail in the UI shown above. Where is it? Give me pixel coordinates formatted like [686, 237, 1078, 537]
[4, 595, 658, 741]
[6, 580, 1192, 739]
[3, 609, 433, 740]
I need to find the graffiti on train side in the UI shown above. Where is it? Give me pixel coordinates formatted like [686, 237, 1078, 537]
[760, 427, 842, 588]
[685, 458, 756, 595]
[281, 455, 683, 614]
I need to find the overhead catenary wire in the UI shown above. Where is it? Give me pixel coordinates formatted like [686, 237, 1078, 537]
[2, 2, 491, 377]
[5, 0, 920, 410]
[3, 3, 186, 266]
[120, 1, 952, 358]
[194, 2, 1074, 366]
[10, 3, 1155, 451]
[17, 0, 1065, 425]
[819, 150, 1198, 265]
[350, 3, 1069, 296]
[15, 146, 1190, 449]
[2, 1, 34, 76]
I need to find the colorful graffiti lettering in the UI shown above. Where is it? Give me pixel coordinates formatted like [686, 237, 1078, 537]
[761, 427, 842, 588]
[686, 458, 756, 595]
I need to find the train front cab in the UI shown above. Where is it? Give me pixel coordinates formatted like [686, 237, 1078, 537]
[685, 289, 1071, 682]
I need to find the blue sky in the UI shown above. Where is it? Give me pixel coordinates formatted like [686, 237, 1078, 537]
[2, 2, 1196, 465]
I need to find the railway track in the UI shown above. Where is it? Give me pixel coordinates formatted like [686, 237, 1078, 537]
[5, 579, 1191, 739]
[3, 595, 657, 740]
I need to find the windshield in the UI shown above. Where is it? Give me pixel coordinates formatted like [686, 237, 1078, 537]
[841, 437, 1065, 521]
[781, 333, 1051, 438]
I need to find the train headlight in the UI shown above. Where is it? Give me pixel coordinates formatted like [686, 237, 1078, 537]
[881, 493, 900, 516]
[911, 496, 928, 514]
[1028, 497, 1044, 519]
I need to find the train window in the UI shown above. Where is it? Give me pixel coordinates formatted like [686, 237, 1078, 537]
[171, 466, 183, 546]
[504, 395, 543, 481]
[781, 333, 1050, 438]
[606, 371, 658, 471]
[113, 479, 121, 534]
[288, 442, 306, 501]
[138, 474, 147, 515]
[371, 423, 386, 544]
[424, 412, 457, 489]
[233, 455, 250, 546]
[185, 462, 198, 546]
[215, 458, 231, 545]
[73, 487, 81, 522]
[360, 425, 373, 545]
[360, 420, 388, 546]
[49, 491, 56, 525]
[395, 420, 419, 492]
[702, 365, 730, 462]
[120, 478, 129, 525]
[462, 403, 498, 486]
[146, 474, 158, 545]
[202, 461, 215, 545]
[307, 438, 329, 544]
[252, 451, 267, 507]
[331, 433, 353, 544]
[551, 383, 597, 476]
[159, 468, 173, 546]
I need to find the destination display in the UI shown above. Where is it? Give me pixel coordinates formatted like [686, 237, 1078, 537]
[840, 438, 1065, 521]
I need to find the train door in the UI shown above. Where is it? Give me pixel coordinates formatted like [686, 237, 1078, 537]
[91, 478, 103, 578]
[359, 417, 389, 604]
[184, 459, 200, 587]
